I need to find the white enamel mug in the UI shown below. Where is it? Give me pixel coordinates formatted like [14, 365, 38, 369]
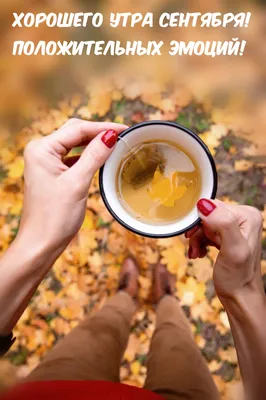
[99, 121, 217, 238]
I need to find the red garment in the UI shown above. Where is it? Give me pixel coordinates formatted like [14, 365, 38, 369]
[1, 381, 164, 400]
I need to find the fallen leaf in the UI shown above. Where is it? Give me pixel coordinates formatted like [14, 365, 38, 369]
[177, 277, 206, 306]
[130, 360, 141, 376]
[219, 347, 238, 364]
[161, 242, 187, 276]
[77, 106, 92, 120]
[220, 311, 230, 329]
[190, 258, 213, 282]
[234, 160, 253, 172]
[7, 157, 24, 179]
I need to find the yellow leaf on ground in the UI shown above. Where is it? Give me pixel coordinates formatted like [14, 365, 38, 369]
[195, 334, 206, 349]
[107, 232, 126, 254]
[208, 360, 222, 373]
[199, 124, 228, 155]
[161, 240, 187, 276]
[177, 277, 206, 306]
[211, 296, 224, 312]
[130, 360, 141, 376]
[59, 300, 84, 320]
[87, 91, 112, 117]
[123, 82, 142, 100]
[50, 318, 71, 336]
[81, 212, 95, 230]
[0, 148, 15, 164]
[112, 90, 123, 101]
[7, 157, 24, 179]
[190, 257, 213, 282]
[77, 106, 92, 120]
[190, 300, 215, 322]
[220, 311, 230, 329]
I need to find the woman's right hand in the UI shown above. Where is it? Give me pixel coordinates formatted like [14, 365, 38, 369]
[186, 199, 264, 303]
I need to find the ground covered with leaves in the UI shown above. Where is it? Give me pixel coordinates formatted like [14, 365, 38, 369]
[0, 79, 266, 400]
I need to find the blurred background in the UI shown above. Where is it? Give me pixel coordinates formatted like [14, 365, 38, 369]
[0, 1, 266, 399]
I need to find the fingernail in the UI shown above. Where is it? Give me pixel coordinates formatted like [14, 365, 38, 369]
[197, 199, 216, 217]
[188, 246, 192, 259]
[101, 130, 118, 148]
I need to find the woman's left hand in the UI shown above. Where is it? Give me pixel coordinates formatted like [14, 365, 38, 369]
[19, 119, 127, 255]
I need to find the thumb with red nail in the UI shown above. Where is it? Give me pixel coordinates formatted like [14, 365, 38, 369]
[187, 198, 264, 301]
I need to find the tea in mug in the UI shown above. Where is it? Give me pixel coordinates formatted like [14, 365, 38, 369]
[116, 140, 201, 224]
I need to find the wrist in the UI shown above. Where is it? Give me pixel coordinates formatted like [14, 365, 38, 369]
[220, 286, 266, 323]
[12, 230, 64, 275]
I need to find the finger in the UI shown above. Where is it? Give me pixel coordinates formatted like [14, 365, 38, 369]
[197, 198, 246, 256]
[189, 227, 206, 259]
[63, 155, 80, 168]
[62, 118, 78, 127]
[199, 247, 207, 258]
[46, 120, 128, 155]
[185, 224, 200, 239]
[67, 129, 118, 185]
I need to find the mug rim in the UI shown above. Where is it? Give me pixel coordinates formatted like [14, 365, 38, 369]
[99, 120, 218, 238]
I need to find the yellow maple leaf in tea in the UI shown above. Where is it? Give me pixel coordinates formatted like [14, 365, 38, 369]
[148, 168, 187, 207]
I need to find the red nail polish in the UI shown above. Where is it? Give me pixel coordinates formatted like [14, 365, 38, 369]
[101, 130, 118, 148]
[188, 246, 192, 259]
[197, 199, 216, 216]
